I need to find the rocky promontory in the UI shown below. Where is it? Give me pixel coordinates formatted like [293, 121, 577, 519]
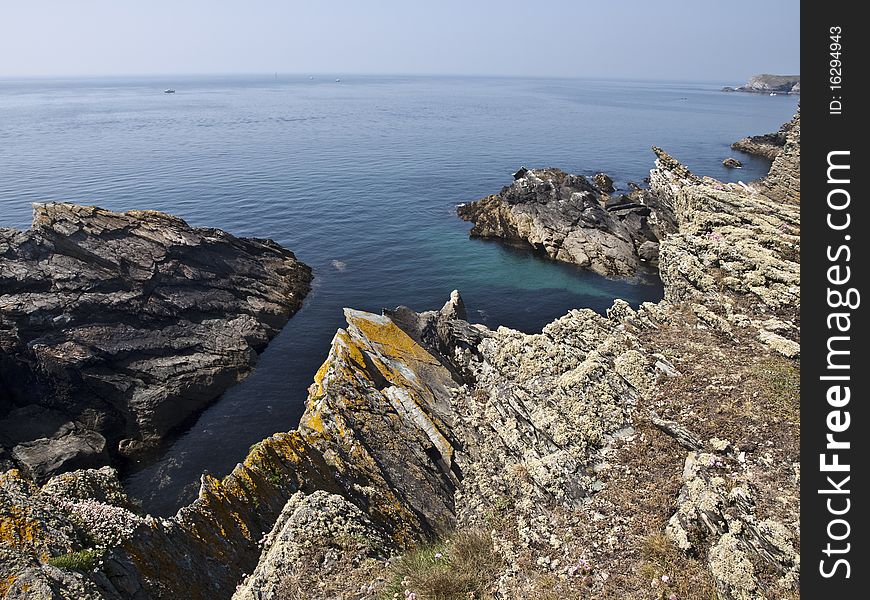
[722, 73, 800, 95]
[0, 204, 312, 481]
[1, 113, 800, 599]
[457, 167, 676, 277]
[731, 109, 799, 162]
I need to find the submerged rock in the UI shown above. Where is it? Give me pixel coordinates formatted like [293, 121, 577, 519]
[457, 167, 675, 277]
[0, 204, 312, 480]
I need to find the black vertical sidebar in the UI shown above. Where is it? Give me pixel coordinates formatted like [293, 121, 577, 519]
[801, 2, 867, 597]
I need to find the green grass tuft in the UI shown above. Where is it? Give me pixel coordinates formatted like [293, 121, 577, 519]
[47, 548, 101, 571]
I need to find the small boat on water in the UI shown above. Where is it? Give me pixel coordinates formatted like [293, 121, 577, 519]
[164, 89, 175, 94]
[335, 78, 341, 83]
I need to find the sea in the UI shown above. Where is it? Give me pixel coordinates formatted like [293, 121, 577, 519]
[0, 75, 799, 515]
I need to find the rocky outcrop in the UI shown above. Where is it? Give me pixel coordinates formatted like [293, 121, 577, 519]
[722, 158, 742, 169]
[723, 74, 800, 95]
[457, 167, 676, 277]
[731, 132, 785, 161]
[731, 112, 798, 161]
[666, 449, 799, 600]
[232, 490, 389, 600]
[0, 204, 312, 480]
[1, 114, 800, 599]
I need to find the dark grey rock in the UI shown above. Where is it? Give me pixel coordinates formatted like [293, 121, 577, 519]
[1, 203, 312, 480]
[11, 424, 108, 482]
[592, 172, 615, 193]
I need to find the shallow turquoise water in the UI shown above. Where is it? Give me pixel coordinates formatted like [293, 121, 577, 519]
[0, 75, 798, 514]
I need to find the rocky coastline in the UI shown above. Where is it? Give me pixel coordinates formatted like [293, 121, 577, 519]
[1, 114, 800, 599]
[0, 204, 312, 482]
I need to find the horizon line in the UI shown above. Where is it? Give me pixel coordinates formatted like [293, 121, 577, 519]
[0, 70, 799, 86]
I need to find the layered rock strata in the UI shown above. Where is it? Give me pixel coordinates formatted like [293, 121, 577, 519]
[457, 167, 676, 277]
[0, 204, 312, 480]
[752, 112, 801, 204]
[1, 113, 800, 599]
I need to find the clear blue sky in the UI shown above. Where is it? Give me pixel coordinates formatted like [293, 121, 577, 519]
[0, 0, 799, 81]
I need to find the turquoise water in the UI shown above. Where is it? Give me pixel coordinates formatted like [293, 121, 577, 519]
[0, 75, 798, 514]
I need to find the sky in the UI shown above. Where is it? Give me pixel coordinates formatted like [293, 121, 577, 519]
[0, 0, 799, 81]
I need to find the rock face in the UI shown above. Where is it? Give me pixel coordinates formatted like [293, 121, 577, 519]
[752, 111, 801, 204]
[1, 113, 800, 599]
[457, 167, 676, 277]
[724, 74, 800, 95]
[0, 204, 312, 480]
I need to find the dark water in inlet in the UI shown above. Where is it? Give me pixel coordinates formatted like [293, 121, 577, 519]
[0, 75, 799, 515]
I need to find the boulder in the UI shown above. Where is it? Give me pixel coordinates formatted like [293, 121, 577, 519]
[592, 172, 615, 193]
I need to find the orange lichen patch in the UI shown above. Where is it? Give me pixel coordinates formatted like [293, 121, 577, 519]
[347, 311, 437, 366]
[311, 353, 333, 398]
[1, 575, 17, 596]
[302, 410, 326, 435]
[311, 329, 376, 401]
[0, 469, 21, 480]
[251, 431, 311, 467]
[335, 330, 367, 368]
[0, 506, 43, 553]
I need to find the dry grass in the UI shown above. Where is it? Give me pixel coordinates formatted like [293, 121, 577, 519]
[638, 533, 717, 600]
[379, 530, 502, 600]
[748, 357, 800, 424]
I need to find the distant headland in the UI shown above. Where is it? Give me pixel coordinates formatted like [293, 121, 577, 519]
[722, 73, 800, 95]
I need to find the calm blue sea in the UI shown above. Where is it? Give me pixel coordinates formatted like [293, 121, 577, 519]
[0, 75, 798, 514]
